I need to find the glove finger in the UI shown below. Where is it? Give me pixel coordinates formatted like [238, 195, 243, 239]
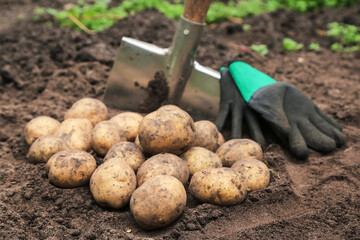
[315, 106, 343, 131]
[288, 123, 309, 159]
[215, 102, 230, 131]
[298, 120, 336, 152]
[309, 113, 346, 147]
[231, 94, 244, 139]
[244, 107, 266, 149]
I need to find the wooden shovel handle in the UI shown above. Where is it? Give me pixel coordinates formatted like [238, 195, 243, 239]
[183, 0, 212, 24]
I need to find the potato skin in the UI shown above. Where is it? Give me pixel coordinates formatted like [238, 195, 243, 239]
[189, 168, 247, 206]
[137, 153, 189, 186]
[192, 120, 224, 152]
[27, 135, 64, 163]
[55, 118, 93, 151]
[46, 150, 96, 188]
[130, 175, 186, 230]
[24, 116, 60, 145]
[90, 158, 137, 209]
[138, 105, 195, 155]
[64, 98, 108, 126]
[103, 141, 145, 171]
[180, 147, 222, 175]
[91, 121, 126, 156]
[231, 158, 270, 192]
[110, 112, 143, 142]
[216, 139, 263, 167]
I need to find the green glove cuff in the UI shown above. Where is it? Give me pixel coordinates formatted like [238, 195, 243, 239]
[228, 61, 277, 102]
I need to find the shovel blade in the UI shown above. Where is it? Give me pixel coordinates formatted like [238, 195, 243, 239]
[103, 37, 220, 121]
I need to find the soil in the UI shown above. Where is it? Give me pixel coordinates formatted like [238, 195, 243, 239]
[1, 1, 360, 239]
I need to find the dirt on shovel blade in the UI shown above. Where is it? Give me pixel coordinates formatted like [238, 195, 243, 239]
[0, 1, 359, 239]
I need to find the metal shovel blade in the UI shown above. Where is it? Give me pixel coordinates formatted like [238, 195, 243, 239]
[103, 18, 220, 121]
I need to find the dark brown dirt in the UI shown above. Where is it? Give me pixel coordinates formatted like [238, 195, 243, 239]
[1, 1, 359, 239]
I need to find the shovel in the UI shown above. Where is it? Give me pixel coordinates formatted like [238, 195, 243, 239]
[103, 0, 220, 121]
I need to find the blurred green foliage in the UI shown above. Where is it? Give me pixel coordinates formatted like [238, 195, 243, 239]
[283, 38, 303, 52]
[33, 0, 360, 32]
[327, 22, 360, 52]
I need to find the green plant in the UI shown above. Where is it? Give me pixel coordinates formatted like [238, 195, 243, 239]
[308, 42, 321, 51]
[33, 0, 360, 33]
[283, 38, 303, 52]
[242, 24, 252, 31]
[327, 22, 360, 52]
[251, 44, 269, 56]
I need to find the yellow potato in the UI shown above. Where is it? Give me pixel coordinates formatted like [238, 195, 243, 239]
[24, 116, 60, 145]
[138, 105, 195, 155]
[192, 120, 224, 152]
[216, 139, 263, 167]
[46, 150, 96, 188]
[217, 132, 225, 147]
[64, 98, 108, 126]
[130, 175, 186, 230]
[90, 158, 137, 209]
[27, 135, 65, 163]
[55, 118, 93, 151]
[103, 141, 145, 171]
[231, 158, 270, 192]
[91, 121, 126, 156]
[189, 168, 247, 206]
[136, 153, 189, 186]
[109, 112, 143, 142]
[180, 147, 222, 175]
[134, 135, 142, 151]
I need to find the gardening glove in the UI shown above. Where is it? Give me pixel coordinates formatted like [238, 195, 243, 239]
[228, 61, 346, 159]
[215, 67, 266, 148]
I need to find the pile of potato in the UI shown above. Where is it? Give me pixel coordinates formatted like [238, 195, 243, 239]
[24, 97, 270, 230]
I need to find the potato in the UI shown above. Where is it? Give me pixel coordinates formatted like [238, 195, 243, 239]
[134, 135, 142, 151]
[24, 116, 60, 145]
[64, 98, 108, 126]
[192, 120, 224, 152]
[138, 105, 195, 155]
[91, 121, 126, 156]
[103, 141, 145, 171]
[231, 158, 270, 192]
[136, 153, 189, 186]
[55, 118, 93, 151]
[216, 139, 263, 167]
[90, 158, 137, 209]
[217, 132, 225, 147]
[130, 175, 186, 230]
[180, 147, 222, 175]
[27, 135, 65, 163]
[189, 168, 247, 206]
[109, 112, 143, 142]
[46, 150, 96, 188]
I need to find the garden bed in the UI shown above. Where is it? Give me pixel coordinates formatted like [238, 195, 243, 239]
[0, 1, 359, 239]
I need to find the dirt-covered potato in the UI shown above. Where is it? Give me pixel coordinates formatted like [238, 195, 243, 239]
[130, 175, 186, 230]
[103, 141, 145, 171]
[217, 132, 225, 147]
[90, 158, 137, 209]
[192, 120, 224, 152]
[216, 139, 263, 167]
[134, 135, 142, 151]
[91, 121, 126, 156]
[24, 116, 60, 145]
[138, 105, 195, 155]
[109, 112, 143, 142]
[136, 153, 189, 186]
[189, 168, 247, 206]
[46, 150, 96, 188]
[64, 98, 108, 126]
[180, 147, 222, 175]
[27, 135, 65, 163]
[55, 118, 93, 151]
[231, 158, 270, 192]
